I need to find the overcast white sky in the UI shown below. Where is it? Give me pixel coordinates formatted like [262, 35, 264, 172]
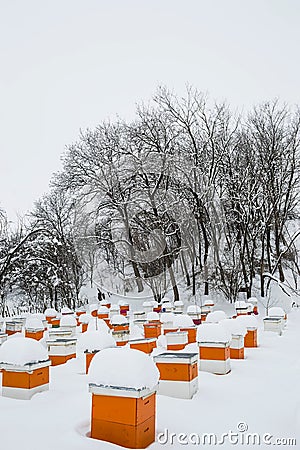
[1, 0, 300, 222]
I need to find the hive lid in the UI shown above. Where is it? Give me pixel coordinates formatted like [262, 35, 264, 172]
[88, 383, 158, 398]
[153, 352, 198, 364]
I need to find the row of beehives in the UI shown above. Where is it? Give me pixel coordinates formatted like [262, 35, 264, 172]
[0, 300, 287, 370]
[0, 303, 290, 449]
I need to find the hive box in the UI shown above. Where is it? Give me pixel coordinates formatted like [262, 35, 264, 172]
[178, 327, 197, 344]
[244, 328, 258, 347]
[25, 328, 44, 341]
[89, 384, 156, 449]
[198, 342, 231, 374]
[5, 320, 23, 336]
[230, 334, 244, 359]
[48, 329, 73, 340]
[166, 331, 188, 351]
[143, 323, 161, 339]
[46, 338, 77, 366]
[263, 317, 283, 335]
[129, 338, 157, 354]
[1, 360, 50, 400]
[154, 352, 198, 399]
[112, 330, 130, 347]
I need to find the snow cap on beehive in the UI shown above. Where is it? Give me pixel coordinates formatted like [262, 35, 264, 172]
[110, 314, 128, 325]
[0, 337, 48, 366]
[60, 315, 77, 327]
[247, 297, 258, 305]
[25, 317, 44, 330]
[187, 305, 201, 313]
[88, 347, 160, 389]
[160, 313, 175, 324]
[173, 314, 194, 328]
[61, 306, 74, 315]
[78, 313, 93, 324]
[77, 330, 116, 353]
[147, 312, 160, 322]
[197, 323, 231, 343]
[235, 301, 249, 309]
[206, 310, 227, 323]
[220, 318, 247, 336]
[268, 307, 285, 317]
[88, 318, 109, 332]
[44, 308, 57, 317]
[235, 314, 258, 328]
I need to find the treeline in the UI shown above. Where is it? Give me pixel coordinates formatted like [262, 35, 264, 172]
[1, 87, 299, 314]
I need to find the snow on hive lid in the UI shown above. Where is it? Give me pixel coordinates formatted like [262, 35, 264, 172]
[60, 315, 77, 327]
[32, 313, 46, 321]
[147, 312, 160, 322]
[78, 313, 93, 324]
[99, 300, 109, 306]
[197, 323, 231, 343]
[110, 314, 128, 325]
[97, 306, 110, 314]
[44, 308, 57, 317]
[220, 318, 247, 336]
[187, 305, 201, 313]
[77, 330, 116, 353]
[206, 310, 227, 323]
[235, 314, 258, 328]
[0, 337, 48, 366]
[142, 301, 153, 307]
[268, 307, 285, 317]
[174, 300, 184, 306]
[61, 306, 74, 315]
[234, 301, 249, 309]
[118, 300, 129, 306]
[248, 297, 258, 305]
[161, 296, 172, 304]
[204, 299, 214, 306]
[25, 318, 44, 330]
[88, 304, 99, 312]
[173, 314, 194, 328]
[160, 313, 175, 323]
[88, 347, 159, 389]
[87, 318, 109, 332]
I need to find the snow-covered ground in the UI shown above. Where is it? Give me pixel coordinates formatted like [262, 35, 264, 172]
[0, 308, 299, 450]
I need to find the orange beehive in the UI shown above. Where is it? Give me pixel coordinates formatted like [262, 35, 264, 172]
[143, 323, 161, 339]
[129, 338, 157, 354]
[198, 343, 231, 374]
[244, 328, 257, 347]
[112, 323, 129, 332]
[1, 360, 50, 400]
[51, 318, 60, 328]
[25, 329, 44, 341]
[154, 352, 198, 399]
[112, 330, 130, 347]
[163, 326, 178, 335]
[166, 331, 188, 351]
[47, 338, 77, 366]
[229, 335, 245, 359]
[5, 321, 23, 336]
[89, 384, 156, 449]
[178, 327, 197, 344]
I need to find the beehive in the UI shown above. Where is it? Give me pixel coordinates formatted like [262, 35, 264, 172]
[154, 352, 198, 399]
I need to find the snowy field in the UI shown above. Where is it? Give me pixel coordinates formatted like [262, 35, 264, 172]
[0, 308, 299, 450]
